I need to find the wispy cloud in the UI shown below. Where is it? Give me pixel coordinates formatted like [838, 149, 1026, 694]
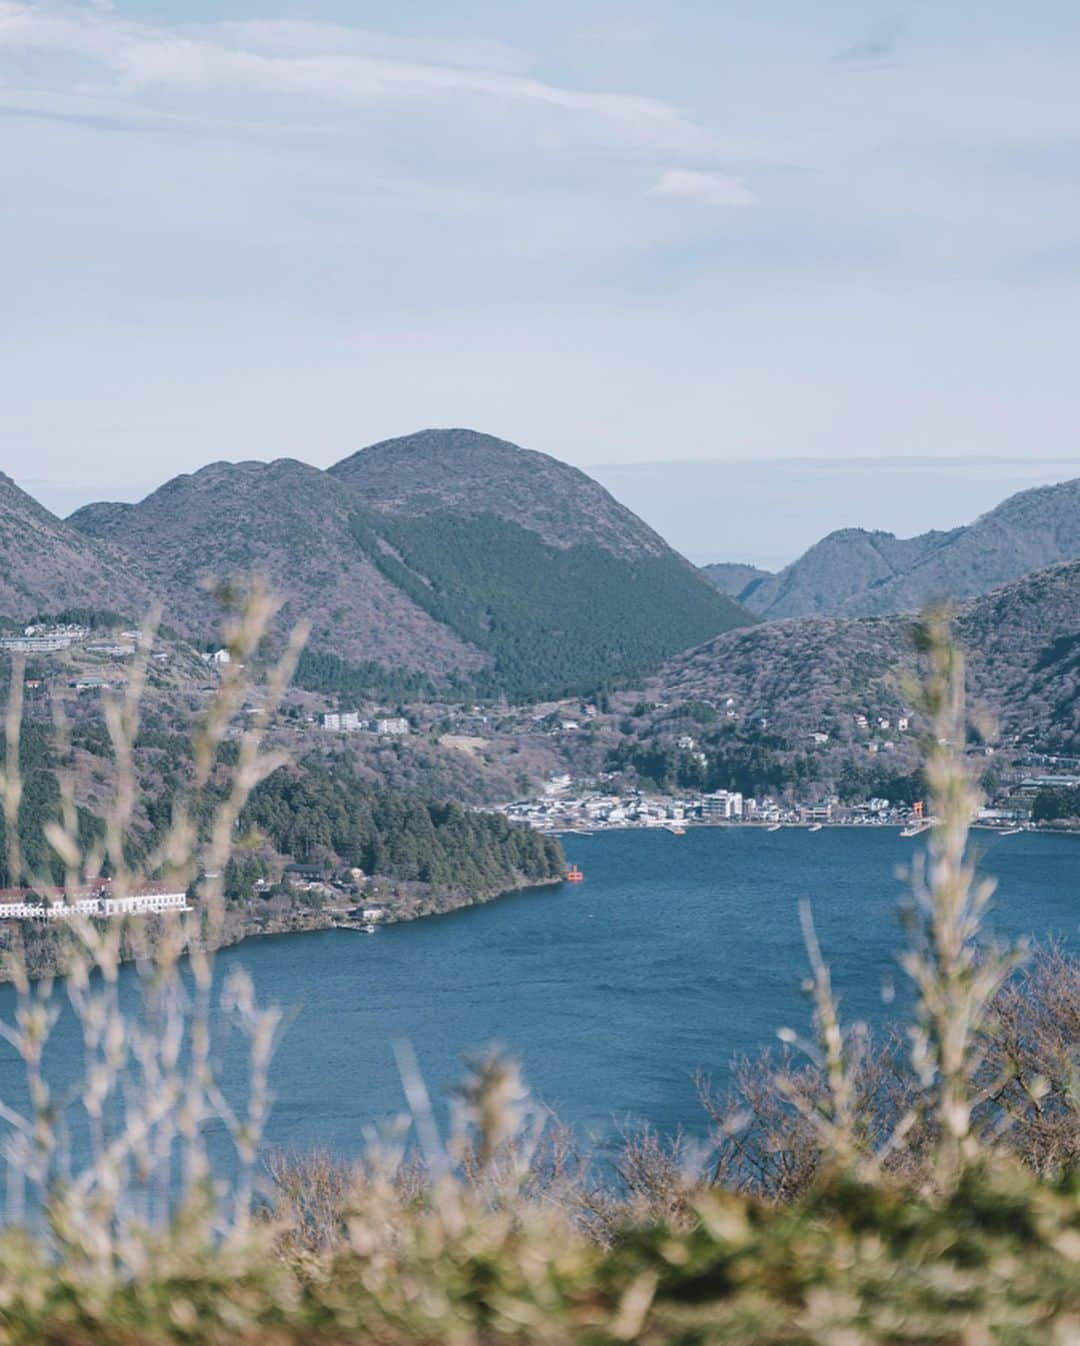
[0, 1, 713, 154]
[649, 168, 755, 207]
[835, 17, 904, 70]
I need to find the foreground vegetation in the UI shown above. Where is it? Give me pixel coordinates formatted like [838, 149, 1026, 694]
[0, 601, 1076, 1343]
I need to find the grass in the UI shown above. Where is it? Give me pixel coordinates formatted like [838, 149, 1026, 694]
[0, 596, 1076, 1343]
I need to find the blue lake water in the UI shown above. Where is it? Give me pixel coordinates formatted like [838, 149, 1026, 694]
[1, 827, 1078, 1163]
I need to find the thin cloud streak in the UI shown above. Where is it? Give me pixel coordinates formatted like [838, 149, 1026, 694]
[0, 1, 714, 153]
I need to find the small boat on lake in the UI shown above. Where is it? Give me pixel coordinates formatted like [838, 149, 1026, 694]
[766, 823, 782, 832]
[997, 826, 1024, 837]
[807, 823, 824, 833]
[665, 824, 686, 836]
[565, 864, 584, 883]
[901, 823, 930, 838]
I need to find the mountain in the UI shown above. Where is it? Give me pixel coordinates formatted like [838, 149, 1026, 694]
[329, 428, 666, 556]
[700, 563, 773, 600]
[663, 559, 1080, 753]
[69, 459, 486, 681]
[704, 478, 1080, 620]
[69, 430, 753, 700]
[325, 429, 753, 696]
[0, 472, 153, 623]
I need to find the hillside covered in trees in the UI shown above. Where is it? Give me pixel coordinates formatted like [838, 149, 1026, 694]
[664, 559, 1080, 753]
[239, 755, 564, 897]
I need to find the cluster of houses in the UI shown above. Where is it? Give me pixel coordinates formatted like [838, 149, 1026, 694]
[499, 787, 750, 832]
[0, 624, 147, 656]
[499, 781, 936, 833]
[807, 714, 912, 750]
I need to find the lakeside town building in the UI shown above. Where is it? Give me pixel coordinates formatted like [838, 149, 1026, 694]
[0, 885, 190, 922]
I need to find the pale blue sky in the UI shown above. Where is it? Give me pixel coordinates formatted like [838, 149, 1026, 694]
[3, 1, 1080, 562]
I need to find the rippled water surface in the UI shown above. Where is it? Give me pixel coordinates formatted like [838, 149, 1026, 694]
[1, 827, 1078, 1158]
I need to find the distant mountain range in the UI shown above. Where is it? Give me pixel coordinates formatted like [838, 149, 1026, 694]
[668, 558, 1080, 753]
[6, 429, 752, 701]
[703, 478, 1080, 619]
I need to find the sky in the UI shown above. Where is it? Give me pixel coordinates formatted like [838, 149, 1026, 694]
[3, 1, 1080, 565]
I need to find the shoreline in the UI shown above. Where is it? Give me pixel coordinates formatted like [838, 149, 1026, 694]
[0, 872, 565, 985]
[544, 820, 1067, 837]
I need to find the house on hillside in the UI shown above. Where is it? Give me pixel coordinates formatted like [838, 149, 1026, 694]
[86, 641, 136, 657]
[72, 676, 113, 692]
[284, 862, 325, 886]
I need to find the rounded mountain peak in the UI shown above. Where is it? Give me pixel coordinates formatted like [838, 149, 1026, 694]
[330, 427, 664, 556]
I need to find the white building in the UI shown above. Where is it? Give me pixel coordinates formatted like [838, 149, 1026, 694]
[0, 891, 189, 921]
[0, 629, 83, 653]
[73, 676, 112, 692]
[370, 717, 409, 736]
[201, 649, 231, 666]
[86, 641, 136, 657]
[702, 790, 744, 820]
[322, 710, 362, 731]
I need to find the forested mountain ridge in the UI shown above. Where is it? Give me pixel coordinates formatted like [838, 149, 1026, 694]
[0, 473, 154, 622]
[64, 429, 753, 700]
[703, 477, 1080, 619]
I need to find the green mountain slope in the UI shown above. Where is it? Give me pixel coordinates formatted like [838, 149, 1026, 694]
[331, 428, 753, 698]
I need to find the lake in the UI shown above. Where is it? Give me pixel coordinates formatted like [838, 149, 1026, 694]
[1, 827, 1078, 1163]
